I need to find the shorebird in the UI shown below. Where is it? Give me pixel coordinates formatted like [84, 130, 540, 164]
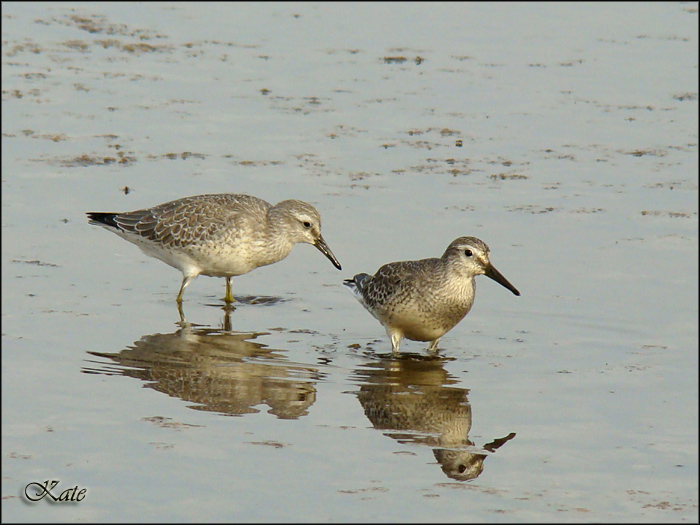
[87, 193, 341, 304]
[344, 236, 519, 354]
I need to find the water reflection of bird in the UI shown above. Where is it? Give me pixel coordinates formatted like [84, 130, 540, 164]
[353, 357, 515, 481]
[83, 322, 323, 419]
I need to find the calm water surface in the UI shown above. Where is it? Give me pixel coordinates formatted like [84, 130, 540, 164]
[2, 2, 697, 522]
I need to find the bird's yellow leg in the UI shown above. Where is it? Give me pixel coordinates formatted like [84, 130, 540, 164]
[177, 274, 196, 304]
[389, 330, 402, 355]
[224, 277, 235, 304]
[426, 338, 441, 354]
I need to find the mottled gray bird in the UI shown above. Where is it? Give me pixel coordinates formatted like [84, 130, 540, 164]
[87, 193, 341, 304]
[344, 236, 519, 354]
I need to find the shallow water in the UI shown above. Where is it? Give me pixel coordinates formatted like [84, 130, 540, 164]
[2, 2, 698, 522]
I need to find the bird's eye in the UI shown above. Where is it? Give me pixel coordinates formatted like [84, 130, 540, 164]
[303, 221, 311, 228]
[464, 249, 473, 257]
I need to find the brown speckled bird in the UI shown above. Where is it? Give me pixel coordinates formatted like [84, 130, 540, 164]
[344, 237, 519, 354]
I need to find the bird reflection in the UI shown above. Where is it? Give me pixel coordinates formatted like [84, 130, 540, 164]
[353, 357, 515, 481]
[83, 318, 323, 419]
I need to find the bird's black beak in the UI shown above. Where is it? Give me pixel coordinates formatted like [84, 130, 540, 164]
[314, 236, 342, 270]
[485, 264, 520, 296]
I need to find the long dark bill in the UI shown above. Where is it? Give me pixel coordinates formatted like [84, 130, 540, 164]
[314, 236, 342, 270]
[485, 264, 520, 296]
